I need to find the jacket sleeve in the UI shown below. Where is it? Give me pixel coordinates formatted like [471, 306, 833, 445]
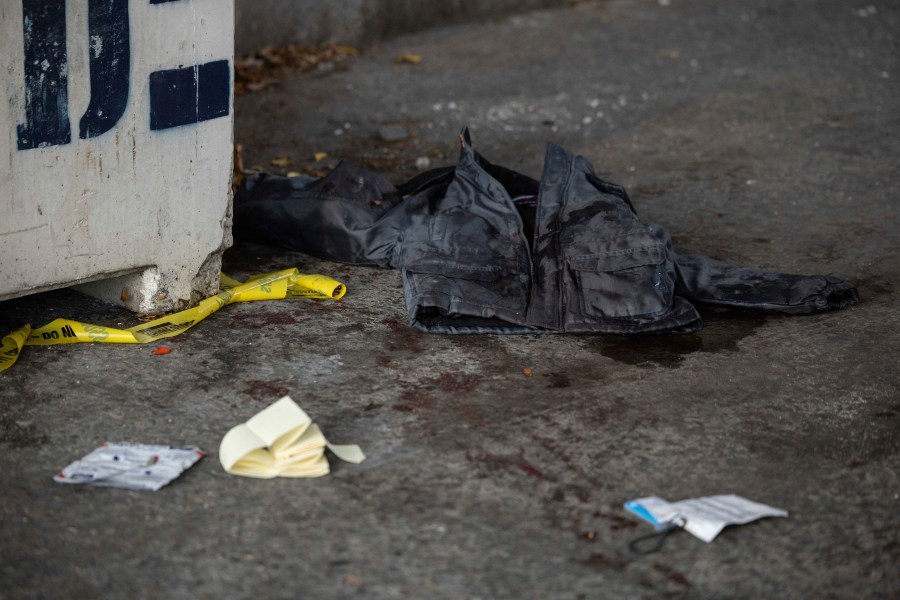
[674, 253, 859, 314]
[233, 163, 404, 268]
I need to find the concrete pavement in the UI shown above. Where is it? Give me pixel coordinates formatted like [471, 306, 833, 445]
[2, 0, 898, 598]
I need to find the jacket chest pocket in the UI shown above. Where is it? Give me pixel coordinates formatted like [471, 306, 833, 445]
[567, 245, 674, 319]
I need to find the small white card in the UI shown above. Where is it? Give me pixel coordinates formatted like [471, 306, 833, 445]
[626, 494, 788, 542]
[54, 443, 205, 491]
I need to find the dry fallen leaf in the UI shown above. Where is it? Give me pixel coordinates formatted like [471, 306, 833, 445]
[334, 45, 360, 57]
[234, 43, 361, 95]
[232, 144, 246, 190]
[522, 367, 533, 377]
[396, 53, 422, 64]
[658, 48, 681, 59]
[270, 155, 293, 167]
[233, 144, 245, 173]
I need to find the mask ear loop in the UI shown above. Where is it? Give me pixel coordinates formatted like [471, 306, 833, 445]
[628, 517, 687, 555]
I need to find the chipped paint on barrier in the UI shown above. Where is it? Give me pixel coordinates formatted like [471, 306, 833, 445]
[140, 267, 162, 313]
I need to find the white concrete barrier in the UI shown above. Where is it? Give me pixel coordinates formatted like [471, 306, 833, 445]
[1, 0, 234, 313]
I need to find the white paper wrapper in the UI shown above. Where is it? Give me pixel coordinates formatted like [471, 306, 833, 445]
[54, 443, 205, 491]
[626, 494, 788, 542]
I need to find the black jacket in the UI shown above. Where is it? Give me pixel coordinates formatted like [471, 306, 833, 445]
[234, 130, 858, 334]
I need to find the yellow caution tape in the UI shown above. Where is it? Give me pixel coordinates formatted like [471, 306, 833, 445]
[0, 324, 30, 371]
[0, 268, 345, 373]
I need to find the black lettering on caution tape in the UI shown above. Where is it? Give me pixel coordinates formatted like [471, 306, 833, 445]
[39, 324, 75, 341]
[134, 320, 195, 337]
[0, 348, 20, 364]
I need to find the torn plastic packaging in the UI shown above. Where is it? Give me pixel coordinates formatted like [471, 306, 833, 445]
[234, 128, 858, 334]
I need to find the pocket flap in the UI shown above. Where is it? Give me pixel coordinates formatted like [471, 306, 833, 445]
[406, 256, 503, 282]
[568, 245, 665, 272]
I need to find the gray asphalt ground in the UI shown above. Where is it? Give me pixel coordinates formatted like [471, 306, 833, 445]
[2, 1, 898, 598]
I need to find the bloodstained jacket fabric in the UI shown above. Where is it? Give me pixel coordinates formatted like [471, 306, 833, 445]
[234, 131, 858, 334]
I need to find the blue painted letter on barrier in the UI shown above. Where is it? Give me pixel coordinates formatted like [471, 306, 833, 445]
[15, 0, 228, 148]
[79, 0, 131, 139]
[149, 60, 231, 131]
[17, 0, 71, 150]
